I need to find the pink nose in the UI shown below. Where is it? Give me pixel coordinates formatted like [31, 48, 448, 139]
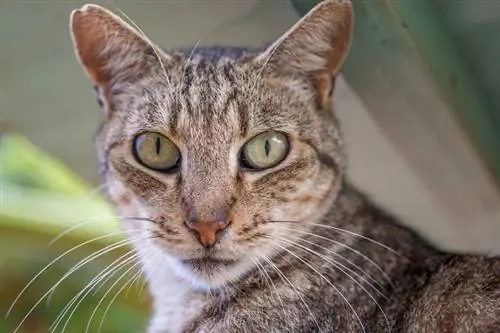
[187, 220, 229, 248]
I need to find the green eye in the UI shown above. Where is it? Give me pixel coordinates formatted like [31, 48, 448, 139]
[133, 132, 180, 172]
[241, 131, 289, 170]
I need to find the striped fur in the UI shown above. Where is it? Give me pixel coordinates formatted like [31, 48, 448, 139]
[70, 1, 499, 332]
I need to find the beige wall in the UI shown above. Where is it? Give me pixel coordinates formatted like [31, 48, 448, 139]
[2, 1, 499, 254]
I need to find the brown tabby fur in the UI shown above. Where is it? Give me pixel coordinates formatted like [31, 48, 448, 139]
[70, 1, 500, 332]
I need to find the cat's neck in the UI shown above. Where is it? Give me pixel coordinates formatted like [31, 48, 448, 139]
[325, 181, 441, 264]
[145, 181, 441, 331]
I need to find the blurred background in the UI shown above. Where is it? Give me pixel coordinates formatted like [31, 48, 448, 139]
[1, 0, 500, 332]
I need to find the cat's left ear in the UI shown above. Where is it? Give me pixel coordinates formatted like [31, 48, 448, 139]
[257, 0, 353, 108]
[70, 4, 171, 116]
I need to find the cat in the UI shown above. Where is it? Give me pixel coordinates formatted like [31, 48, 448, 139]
[69, 1, 500, 332]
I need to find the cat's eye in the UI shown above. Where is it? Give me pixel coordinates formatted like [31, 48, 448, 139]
[240, 131, 289, 170]
[133, 132, 181, 172]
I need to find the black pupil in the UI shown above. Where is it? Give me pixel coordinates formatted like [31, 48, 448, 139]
[264, 139, 271, 157]
[155, 137, 161, 155]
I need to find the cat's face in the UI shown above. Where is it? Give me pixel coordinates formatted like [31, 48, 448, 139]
[70, 1, 353, 288]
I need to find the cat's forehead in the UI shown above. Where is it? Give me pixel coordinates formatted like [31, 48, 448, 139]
[119, 58, 310, 142]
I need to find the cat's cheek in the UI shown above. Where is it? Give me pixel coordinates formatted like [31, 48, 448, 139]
[270, 174, 332, 219]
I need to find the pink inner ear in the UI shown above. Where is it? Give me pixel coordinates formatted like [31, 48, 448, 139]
[71, 9, 112, 85]
[310, 72, 334, 109]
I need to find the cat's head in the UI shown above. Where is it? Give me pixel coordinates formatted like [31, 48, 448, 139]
[70, 1, 353, 289]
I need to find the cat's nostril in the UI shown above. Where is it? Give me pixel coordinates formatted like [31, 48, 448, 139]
[186, 220, 230, 248]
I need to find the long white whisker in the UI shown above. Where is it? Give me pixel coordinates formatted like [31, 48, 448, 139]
[49, 217, 119, 246]
[275, 226, 393, 289]
[280, 234, 387, 298]
[74, 180, 117, 202]
[97, 250, 159, 333]
[46, 233, 145, 304]
[99, 268, 143, 333]
[48, 215, 152, 246]
[253, 248, 322, 332]
[276, 235, 391, 333]
[124, 248, 157, 300]
[54, 243, 155, 332]
[13, 234, 150, 333]
[273, 220, 405, 259]
[268, 238, 367, 333]
[51, 250, 137, 333]
[85, 256, 142, 333]
[248, 252, 287, 322]
[6, 229, 142, 319]
[137, 274, 149, 300]
[124, 266, 143, 299]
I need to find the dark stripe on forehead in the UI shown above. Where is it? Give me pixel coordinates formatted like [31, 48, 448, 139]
[169, 100, 180, 136]
[208, 62, 220, 88]
[195, 59, 208, 79]
[223, 64, 248, 137]
[221, 89, 237, 123]
[194, 60, 217, 123]
[181, 65, 193, 115]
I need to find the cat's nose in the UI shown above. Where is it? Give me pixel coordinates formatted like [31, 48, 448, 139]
[186, 220, 230, 248]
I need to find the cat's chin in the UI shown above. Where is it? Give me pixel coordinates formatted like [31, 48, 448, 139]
[166, 255, 255, 290]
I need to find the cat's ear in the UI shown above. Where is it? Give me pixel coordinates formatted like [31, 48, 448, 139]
[70, 4, 170, 113]
[257, 0, 353, 108]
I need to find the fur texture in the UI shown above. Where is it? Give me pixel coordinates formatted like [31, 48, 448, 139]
[70, 1, 500, 332]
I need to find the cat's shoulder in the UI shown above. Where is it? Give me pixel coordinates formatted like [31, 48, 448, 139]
[406, 254, 500, 332]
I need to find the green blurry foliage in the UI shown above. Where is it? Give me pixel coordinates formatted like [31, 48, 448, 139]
[0, 135, 149, 332]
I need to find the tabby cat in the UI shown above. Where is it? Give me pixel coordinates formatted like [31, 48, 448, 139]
[70, 1, 500, 332]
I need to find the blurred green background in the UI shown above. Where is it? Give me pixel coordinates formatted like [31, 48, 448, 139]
[0, 135, 149, 332]
[2, 0, 500, 332]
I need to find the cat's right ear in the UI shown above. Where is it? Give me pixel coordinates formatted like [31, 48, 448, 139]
[70, 4, 170, 116]
[256, 0, 353, 109]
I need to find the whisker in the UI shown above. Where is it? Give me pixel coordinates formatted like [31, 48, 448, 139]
[54, 243, 156, 333]
[14, 234, 152, 333]
[248, 252, 288, 323]
[274, 225, 393, 288]
[51, 250, 138, 333]
[86, 257, 142, 333]
[252, 248, 322, 332]
[275, 235, 391, 333]
[99, 268, 143, 333]
[6, 229, 143, 319]
[124, 265, 144, 299]
[137, 273, 149, 300]
[46, 233, 146, 304]
[266, 237, 367, 333]
[49, 216, 119, 246]
[49, 215, 155, 246]
[271, 220, 405, 259]
[80, 180, 117, 199]
[278, 233, 387, 298]
[97, 250, 159, 333]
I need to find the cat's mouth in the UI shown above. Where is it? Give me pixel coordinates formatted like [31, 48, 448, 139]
[181, 257, 237, 270]
[176, 256, 242, 287]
